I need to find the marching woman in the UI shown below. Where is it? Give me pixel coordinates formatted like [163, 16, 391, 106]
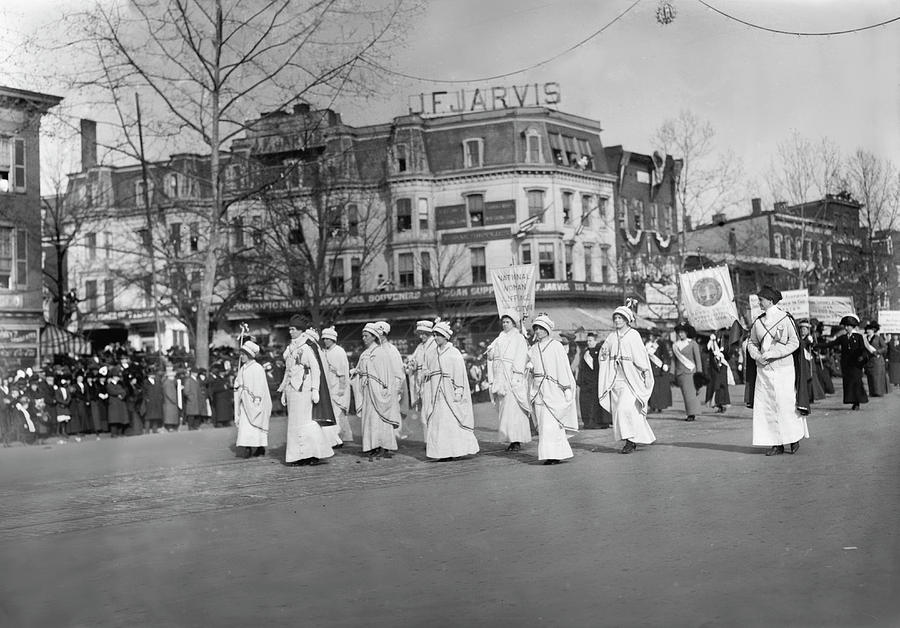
[887, 333, 900, 388]
[829, 315, 870, 410]
[486, 311, 532, 451]
[422, 321, 480, 461]
[277, 317, 334, 466]
[353, 323, 399, 460]
[745, 286, 810, 455]
[527, 314, 578, 465]
[320, 327, 353, 445]
[798, 320, 824, 402]
[233, 341, 272, 458]
[645, 331, 672, 414]
[671, 323, 703, 422]
[374, 321, 409, 439]
[704, 330, 731, 413]
[863, 322, 888, 397]
[407, 320, 436, 436]
[597, 302, 656, 454]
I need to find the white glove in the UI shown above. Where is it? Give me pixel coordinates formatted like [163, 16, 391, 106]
[311, 390, 320, 404]
[564, 388, 573, 404]
[280, 392, 287, 407]
[662, 364, 669, 372]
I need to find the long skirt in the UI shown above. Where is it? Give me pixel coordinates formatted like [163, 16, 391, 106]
[534, 402, 573, 461]
[865, 357, 887, 397]
[648, 372, 672, 411]
[705, 365, 730, 407]
[816, 361, 835, 394]
[611, 379, 655, 445]
[890, 361, 900, 386]
[360, 392, 398, 453]
[323, 409, 352, 446]
[425, 407, 479, 460]
[497, 393, 533, 443]
[284, 388, 334, 463]
[676, 373, 701, 416]
[90, 403, 107, 433]
[235, 411, 268, 448]
[752, 363, 809, 447]
[842, 366, 869, 405]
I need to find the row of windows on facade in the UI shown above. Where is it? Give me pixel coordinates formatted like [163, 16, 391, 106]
[0, 136, 26, 193]
[772, 234, 834, 265]
[82, 273, 203, 314]
[618, 198, 677, 233]
[0, 226, 27, 290]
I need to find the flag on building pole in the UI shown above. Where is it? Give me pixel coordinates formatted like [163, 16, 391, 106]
[515, 214, 541, 238]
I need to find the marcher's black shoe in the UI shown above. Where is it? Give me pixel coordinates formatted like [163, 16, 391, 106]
[381, 450, 394, 459]
[620, 441, 636, 454]
[685, 416, 695, 422]
[765, 445, 785, 456]
[307, 458, 321, 466]
[851, 404, 860, 410]
[506, 443, 516, 451]
[252, 447, 265, 457]
[789, 441, 800, 454]
[543, 459, 560, 465]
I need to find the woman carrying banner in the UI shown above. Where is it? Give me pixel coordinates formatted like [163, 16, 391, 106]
[745, 286, 810, 455]
[527, 314, 578, 464]
[671, 323, 703, 422]
[486, 310, 532, 451]
[597, 301, 655, 454]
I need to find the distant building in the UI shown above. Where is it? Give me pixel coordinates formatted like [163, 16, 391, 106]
[0, 85, 62, 374]
[64, 104, 646, 353]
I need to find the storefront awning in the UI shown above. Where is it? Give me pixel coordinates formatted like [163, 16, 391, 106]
[41, 325, 92, 356]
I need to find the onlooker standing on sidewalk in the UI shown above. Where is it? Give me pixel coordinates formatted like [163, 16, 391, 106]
[208, 365, 233, 427]
[106, 367, 129, 438]
[672, 323, 703, 422]
[183, 366, 209, 430]
[745, 286, 809, 456]
[161, 366, 181, 432]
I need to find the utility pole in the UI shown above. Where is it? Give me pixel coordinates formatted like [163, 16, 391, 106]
[135, 93, 164, 362]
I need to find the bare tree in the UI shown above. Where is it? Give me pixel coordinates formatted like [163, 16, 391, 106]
[62, 0, 414, 367]
[844, 149, 900, 317]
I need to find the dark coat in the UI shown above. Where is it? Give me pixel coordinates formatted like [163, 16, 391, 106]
[183, 376, 209, 417]
[306, 340, 336, 426]
[830, 332, 869, 404]
[106, 380, 129, 425]
[743, 312, 811, 415]
[208, 375, 233, 423]
[142, 377, 164, 421]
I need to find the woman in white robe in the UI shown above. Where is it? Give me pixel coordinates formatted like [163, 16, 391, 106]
[596, 305, 655, 454]
[278, 320, 334, 466]
[487, 311, 532, 451]
[354, 323, 399, 459]
[374, 321, 408, 438]
[320, 327, 353, 445]
[527, 314, 578, 465]
[233, 341, 272, 458]
[406, 320, 435, 435]
[422, 322, 480, 460]
[747, 286, 809, 455]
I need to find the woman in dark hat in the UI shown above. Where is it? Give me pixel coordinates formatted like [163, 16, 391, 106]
[745, 285, 809, 456]
[887, 332, 900, 388]
[863, 321, 888, 397]
[829, 315, 870, 410]
[671, 322, 702, 421]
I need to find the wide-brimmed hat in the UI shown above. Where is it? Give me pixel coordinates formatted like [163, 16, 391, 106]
[240, 340, 260, 359]
[757, 285, 782, 304]
[674, 323, 696, 338]
[865, 321, 880, 331]
[433, 321, 453, 339]
[532, 314, 554, 333]
[840, 315, 860, 327]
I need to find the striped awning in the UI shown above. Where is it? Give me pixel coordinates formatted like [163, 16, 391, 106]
[41, 325, 92, 356]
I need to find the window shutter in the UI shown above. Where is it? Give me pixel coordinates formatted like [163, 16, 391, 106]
[15, 229, 27, 285]
[13, 139, 25, 190]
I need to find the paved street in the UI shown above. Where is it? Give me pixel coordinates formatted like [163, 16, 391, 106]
[1, 385, 899, 627]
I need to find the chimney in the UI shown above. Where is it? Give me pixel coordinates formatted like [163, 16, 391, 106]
[80, 119, 97, 171]
[712, 212, 726, 226]
[751, 197, 761, 215]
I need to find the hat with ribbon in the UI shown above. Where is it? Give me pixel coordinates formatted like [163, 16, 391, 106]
[416, 320, 434, 333]
[374, 321, 391, 336]
[321, 326, 338, 342]
[433, 321, 453, 339]
[532, 314, 554, 333]
[363, 322, 381, 339]
[240, 340, 260, 359]
[613, 305, 636, 324]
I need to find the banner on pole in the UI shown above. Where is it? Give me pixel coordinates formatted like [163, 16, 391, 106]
[678, 266, 739, 331]
[749, 289, 809, 321]
[490, 264, 537, 325]
[878, 310, 900, 334]
[808, 296, 856, 325]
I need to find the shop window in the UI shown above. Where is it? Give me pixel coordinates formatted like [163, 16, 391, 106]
[467, 194, 484, 227]
[398, 252, 415, 287]
[538, 243, 555, 279]
[396, 198, 412, 232]
[463, 138, 483, 168]
[470, 247, 486, 283]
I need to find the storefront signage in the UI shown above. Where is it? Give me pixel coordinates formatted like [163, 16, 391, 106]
[483, 200, 517, 225]
[441, 227, 512, 245]
[0, 329, 38, 344]
[408, 82, 561, 117]
[0, 325, 40, 371]
[435, 204, 467, 230]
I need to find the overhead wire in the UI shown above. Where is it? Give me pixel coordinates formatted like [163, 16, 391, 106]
[360, 0, 642, 84]
[696, 0, 900, 36]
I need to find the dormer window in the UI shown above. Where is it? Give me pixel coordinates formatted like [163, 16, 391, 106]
[524, 130, 542, 163]
[396, 144, 408, 172]
[463, 138, 483, 168]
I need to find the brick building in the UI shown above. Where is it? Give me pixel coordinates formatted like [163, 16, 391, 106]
[0, 86, 62, 373]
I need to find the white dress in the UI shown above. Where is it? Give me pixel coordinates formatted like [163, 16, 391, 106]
[488, 329, 532, 444]
[281, 339, 334, 463]
[528, 338, 578, 461]
[597, 328, 656, 445]
[321, 344, 353, 445]
[234, 360, 272, 448]
[422, 342, 480, 459]
[748, 305, 810, 447]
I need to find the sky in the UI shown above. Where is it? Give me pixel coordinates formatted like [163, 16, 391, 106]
[2, 0, 899, 205]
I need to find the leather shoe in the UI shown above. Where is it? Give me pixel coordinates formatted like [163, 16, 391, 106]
[789, 441, 800, 454]
[620, 440, 636, 454]
[685, 416, 695, 422]
[765, 445, 785, 456]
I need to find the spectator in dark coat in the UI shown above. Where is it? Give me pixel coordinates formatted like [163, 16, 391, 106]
[141, 371, 165, 434]
[208, 365, 233, 427]
[106, 367, 129, 437]
[70, 371, 90, 437]
[183, 367, 210, 430]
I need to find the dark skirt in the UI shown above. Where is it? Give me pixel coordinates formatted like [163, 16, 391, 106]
[648, 372, 673, 411]
[842, 367, 869, 405]
[890, 361, 900, 386]
[676, 373, 702, 416]
[865, 356, 887, 397]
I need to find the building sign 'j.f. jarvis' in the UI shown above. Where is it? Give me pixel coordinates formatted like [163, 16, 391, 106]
[408, 82, 561, 117]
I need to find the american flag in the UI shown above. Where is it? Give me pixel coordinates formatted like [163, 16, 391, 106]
[515, 214, 541, 238]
